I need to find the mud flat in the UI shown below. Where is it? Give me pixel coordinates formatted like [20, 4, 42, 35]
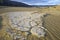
[4, 11, 47, 40]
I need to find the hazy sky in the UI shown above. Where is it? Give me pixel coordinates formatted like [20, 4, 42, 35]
[11, 0, 60, 5]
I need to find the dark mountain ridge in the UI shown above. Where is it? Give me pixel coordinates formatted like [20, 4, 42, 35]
[0, 1, 32, 7]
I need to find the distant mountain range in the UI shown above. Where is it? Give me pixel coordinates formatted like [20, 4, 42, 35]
[0, 1, 56, 7]
[32, 5, 56, 7]
[0, 1, 32, 7]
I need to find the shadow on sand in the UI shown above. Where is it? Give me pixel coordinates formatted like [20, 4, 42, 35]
[0, 16, 3, 29]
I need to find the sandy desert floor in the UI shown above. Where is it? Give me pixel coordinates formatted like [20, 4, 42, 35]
[0, 6, 60, 40]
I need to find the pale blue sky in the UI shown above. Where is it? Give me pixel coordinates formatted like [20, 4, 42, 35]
[11, 0, 60, 5]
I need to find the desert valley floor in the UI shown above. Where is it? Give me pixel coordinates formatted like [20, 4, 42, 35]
[0, 6, 60, 40]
